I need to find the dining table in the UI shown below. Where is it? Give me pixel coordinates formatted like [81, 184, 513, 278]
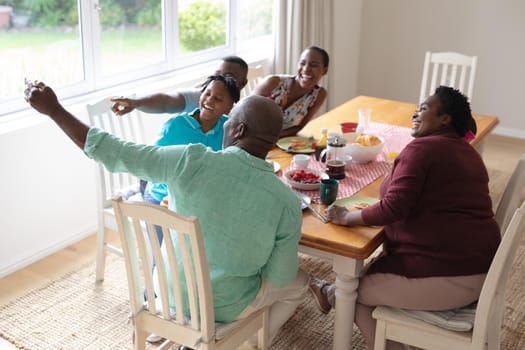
[267, 95, 499, 350]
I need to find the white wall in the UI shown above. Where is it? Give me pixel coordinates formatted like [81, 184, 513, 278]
[327, 0, 363, 109]
[0, 115, 96, 274]
[357, 0, 525, 138]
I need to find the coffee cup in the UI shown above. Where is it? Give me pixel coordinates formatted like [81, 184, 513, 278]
[336, 155, 353, 170]
[320, 179, 339, 205]
[292, 154, 310, 169]
[325, 159, 346, 179]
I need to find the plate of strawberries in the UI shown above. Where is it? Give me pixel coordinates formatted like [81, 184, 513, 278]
[285, 168, 329, 190]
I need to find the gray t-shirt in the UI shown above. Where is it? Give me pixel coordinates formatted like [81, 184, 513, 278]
[179, 88, 201, 113]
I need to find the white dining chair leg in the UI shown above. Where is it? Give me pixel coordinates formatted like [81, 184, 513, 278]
[374, 319, 387, 350]
[95, 227, 107, 282]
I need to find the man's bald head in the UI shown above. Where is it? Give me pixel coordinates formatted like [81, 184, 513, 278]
[234, 95, 282, 139]
[222, 96, 283, 157]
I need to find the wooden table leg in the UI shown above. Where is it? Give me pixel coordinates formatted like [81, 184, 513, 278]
[332, 255, 363, 350]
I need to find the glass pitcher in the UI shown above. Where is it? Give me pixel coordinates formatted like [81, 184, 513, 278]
[323, 135, 347, 162]
[320, 135, 347, 179]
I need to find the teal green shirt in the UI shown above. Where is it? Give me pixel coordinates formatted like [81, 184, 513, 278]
[84, 128, 302, 322]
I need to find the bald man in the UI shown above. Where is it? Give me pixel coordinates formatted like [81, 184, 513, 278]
[25, 82, 309, 346]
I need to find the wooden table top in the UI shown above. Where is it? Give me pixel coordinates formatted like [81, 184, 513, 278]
[269, 95, 499, 260]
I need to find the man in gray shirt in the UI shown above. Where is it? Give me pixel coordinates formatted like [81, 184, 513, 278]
[110, 56, 249, 116]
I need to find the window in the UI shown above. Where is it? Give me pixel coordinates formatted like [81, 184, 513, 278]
[0, 0, 274, 116]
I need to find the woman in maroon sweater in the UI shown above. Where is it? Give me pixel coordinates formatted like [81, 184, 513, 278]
[310, 86, 500, 350]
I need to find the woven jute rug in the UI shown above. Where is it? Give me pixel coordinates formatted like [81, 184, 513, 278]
[0, 253, 360, 350]
[1, 246, 524, 350]
[1, 168, 523, 349]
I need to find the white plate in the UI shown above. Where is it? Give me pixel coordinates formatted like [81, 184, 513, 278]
[294, 191, 311, 210]
[266, 160, 281, 173]
[332, 195, 379, 210]
[284, 168, 329, 190]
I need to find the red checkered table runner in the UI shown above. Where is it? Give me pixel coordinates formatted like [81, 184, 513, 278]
[281, 122, 414, 203]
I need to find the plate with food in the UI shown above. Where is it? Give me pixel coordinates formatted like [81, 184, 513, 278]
[284, 168, 329, 190]
[266, 159, 281, 173]
[331, 195, 379, 210]
[276, 136, 316, 153]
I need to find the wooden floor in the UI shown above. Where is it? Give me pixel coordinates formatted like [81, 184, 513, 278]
[0, 134, 524, 349]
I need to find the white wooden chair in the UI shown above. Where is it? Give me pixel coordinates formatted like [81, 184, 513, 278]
[495, 154, 525, 234]
[240, 65, 265, 98]
[112, 197, 270, 350]
[87, 98, 146, 282]
[372, 201, 525, 350]
[419, 51, 478, 103]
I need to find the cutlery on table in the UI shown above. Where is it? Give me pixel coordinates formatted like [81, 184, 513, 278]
[296, 192, 329, 224]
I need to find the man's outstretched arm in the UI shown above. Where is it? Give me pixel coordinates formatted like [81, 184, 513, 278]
[25, 81, 89, 150]
[110, 92, 188, 116]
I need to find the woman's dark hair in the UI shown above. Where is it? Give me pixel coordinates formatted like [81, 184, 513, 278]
[434, 86, 474, 137]
[304, 45, 330, 68]
[201, 74, 240, 103]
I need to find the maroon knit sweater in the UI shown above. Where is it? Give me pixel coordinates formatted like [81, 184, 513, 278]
[362, 128, 500, 278]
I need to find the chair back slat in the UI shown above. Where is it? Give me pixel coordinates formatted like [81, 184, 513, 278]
[440, 64, 449, 86]
[119, 212, 144, 314]
[178, 229, 201, 330]
[163, 226, 185, 324]
[133, 219, 157, 316]
[449, 65, 458, 88]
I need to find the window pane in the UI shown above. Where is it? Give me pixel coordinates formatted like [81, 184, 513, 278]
[178, 0, 227, 54]
[1, 0, 274, 117]
[0, 2, 82, 99]
[98, 0, 163, 76]
[236, 0, 273, 51]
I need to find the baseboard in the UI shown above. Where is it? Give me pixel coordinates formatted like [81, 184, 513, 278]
[0, 225, 96, 279]
[493, 126, 525, 140]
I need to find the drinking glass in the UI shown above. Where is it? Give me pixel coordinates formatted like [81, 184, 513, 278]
[357, 108, 372, 133]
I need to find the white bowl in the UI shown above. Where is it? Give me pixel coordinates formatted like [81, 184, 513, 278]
[285, 168, 329, 190]
[342, 132, 385, 163]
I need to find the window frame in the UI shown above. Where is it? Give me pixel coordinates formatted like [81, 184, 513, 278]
[1, 0, 274, 117]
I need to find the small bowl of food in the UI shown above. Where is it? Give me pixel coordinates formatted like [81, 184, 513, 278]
[285, 168, 329, 190]
[342, 132, 384, 163]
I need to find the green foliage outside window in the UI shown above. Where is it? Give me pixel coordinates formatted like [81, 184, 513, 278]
[136, 0, 161, 27]
[3, 0, 270, 52]
[99, 2, 126, 27]
[179, 1, 226, 51]
[14, 0, 159, 28]
[237, 0, 272, 40]
[19, 0, 77, 27]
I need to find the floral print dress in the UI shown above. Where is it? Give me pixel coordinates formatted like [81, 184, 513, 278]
[268, 75, 321, 130]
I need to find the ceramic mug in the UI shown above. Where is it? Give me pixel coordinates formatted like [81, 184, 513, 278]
[320, 178, 339, 205]
[292, 154, 310, 169]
